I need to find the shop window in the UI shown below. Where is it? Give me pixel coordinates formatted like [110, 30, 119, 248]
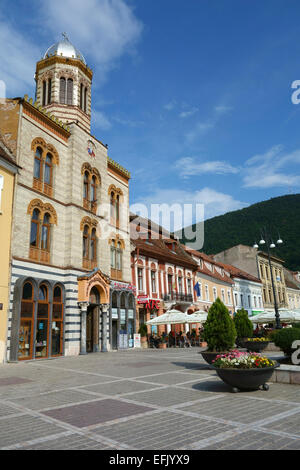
[19, 282, 34, 360]
[36, 284, 49, 358]
[52, 285, 64, 356]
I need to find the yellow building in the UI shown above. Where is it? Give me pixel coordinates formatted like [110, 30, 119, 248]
[0, 137, 19, 362]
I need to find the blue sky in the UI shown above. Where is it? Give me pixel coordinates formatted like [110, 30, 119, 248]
[1, 0, 300, 230]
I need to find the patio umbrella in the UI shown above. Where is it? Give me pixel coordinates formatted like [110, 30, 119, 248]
[146, 309, 189, 326]
[250, 310, 300, 324]
[186, 311, 208, 323]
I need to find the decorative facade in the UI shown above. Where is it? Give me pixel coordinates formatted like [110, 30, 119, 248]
[0, 35, 132, 362]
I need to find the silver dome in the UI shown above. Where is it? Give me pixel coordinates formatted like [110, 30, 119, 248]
[44, 34, 86, 65]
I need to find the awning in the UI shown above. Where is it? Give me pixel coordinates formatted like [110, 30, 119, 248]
[146, 309, 189, 326]
[250, 309, 300, 324]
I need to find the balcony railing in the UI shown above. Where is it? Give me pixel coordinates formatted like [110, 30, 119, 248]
[163, 292, 193, 303]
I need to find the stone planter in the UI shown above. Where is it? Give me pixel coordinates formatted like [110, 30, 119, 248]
[244, 341, 270, 353]
[200, 351, 230, 365]
[213, 363, 279, 392]
[159, 343, 167, 349]
[141, 336, 148, 349]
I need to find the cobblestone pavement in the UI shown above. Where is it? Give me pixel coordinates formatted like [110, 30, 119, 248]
[0, 348, 299, 450]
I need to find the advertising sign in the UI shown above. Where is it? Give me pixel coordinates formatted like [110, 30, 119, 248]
[134, 334, 141, 348]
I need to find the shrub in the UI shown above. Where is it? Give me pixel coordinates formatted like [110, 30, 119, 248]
[268, 329, 280, 342]
[234, 308, 253, 338]
[138, 323, 148, 337]
[273, 328, 300, 357]
[291, 323, 300, 329]
[203, 298, 237, 352]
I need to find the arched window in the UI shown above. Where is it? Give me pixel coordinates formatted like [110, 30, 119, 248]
[116, 195, 120, 228]
[90, 228, 97, 268]
[110, 192, 116, 225]
[52, 285, 64, 356]
[83, 171, 89, 209]
[28, 200, 57, 263]
[91, 175, 97, 203]
[84, 87, 88, 112]
[116, 241, 122, 271]
[83, 224, 89, 261]
[67, 79, 73, 105]
[110, 238, 124, 280]
[30, 209, 40, 249]
[59, 77, 66, 104]
[42, 81, 47, 106]
[80, 83, 83, 110]
[34, 147, 43, 181]
[36, 284, 49, 358]
[44, 153, 53, 186]
[48, 78, 52, 104]
[41, 213, 51, 252]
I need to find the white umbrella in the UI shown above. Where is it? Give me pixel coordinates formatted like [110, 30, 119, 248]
[146, 309, 189, 326]
[250, 310, 300, 324]
[186, 311, 208, 323]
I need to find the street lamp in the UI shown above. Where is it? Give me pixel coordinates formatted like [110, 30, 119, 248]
[253, 227, 283, 329]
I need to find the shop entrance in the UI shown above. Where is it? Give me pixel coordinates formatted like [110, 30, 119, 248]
[86, 287, 100, 353]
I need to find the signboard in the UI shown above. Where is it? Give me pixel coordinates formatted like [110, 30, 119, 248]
[138, 295, 149, 304]
[134, 334, 141, 348]
[111, 281, 136, 295]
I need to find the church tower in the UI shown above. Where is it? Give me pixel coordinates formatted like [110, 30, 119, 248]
[35, 33, 93, 133]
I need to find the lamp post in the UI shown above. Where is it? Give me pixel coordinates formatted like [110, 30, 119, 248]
[253, 227, 283, 329]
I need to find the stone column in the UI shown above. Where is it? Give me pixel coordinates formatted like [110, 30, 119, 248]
[79, 302, 88, 355]
[101, 303, 110, 352]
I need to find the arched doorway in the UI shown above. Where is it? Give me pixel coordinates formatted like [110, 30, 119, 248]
[86, 286, 100, 353]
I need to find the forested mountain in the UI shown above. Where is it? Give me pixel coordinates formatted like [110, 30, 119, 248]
[179, 194, 300, 271]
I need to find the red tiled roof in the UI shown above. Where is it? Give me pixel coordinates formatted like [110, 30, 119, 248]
[131, 238, 198, 269]
[183, 247, 233, 285]
[216, 261, 262, 283]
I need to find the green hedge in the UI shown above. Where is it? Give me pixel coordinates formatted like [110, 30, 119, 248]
[273, 328, 300, 357]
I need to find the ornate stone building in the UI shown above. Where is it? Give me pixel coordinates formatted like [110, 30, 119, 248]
[0, 35, 133, 362]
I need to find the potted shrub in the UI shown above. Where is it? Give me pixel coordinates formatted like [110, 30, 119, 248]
[243, 336, 270, 353]
[273, 327, 300, 363]
[211, 350, 279, 392]
[234, 308, 253, 347]
[138, 324, 148, 349]
[159, 334, 168, 349]
[201, 298, 237, 364]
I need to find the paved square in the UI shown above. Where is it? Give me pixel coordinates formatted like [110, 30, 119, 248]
[0, 348, 299, 450]
[42, 399, 154, 428]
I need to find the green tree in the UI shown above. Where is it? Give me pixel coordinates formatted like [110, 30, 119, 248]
[234, 308, 253, 339]
[203, 298, 237, 352]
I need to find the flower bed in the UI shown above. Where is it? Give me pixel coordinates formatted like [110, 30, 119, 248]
[212, 350, 275, 369]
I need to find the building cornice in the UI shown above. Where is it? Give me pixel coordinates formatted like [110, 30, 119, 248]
[36, 56, 93, 81]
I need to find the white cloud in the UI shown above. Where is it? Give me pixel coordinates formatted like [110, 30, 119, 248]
[185, 105, 232, 143]
[41, 0, 143, 84]
[91, 109, 112, 130]
[0, 0, 143, 96]
[0, 16, 40, 96]
[175, 157, 239, 177]
[134, 187, 247, 231]
[179, 107, 198, 118]
[243, 145, 300, 188]
[164, 100, 177, 111]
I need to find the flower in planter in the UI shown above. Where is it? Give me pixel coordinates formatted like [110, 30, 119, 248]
[212, 351, 275, 369]
[246, 337, 269, 342]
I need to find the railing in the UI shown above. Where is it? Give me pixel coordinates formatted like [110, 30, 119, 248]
[163, 292, 193, 303]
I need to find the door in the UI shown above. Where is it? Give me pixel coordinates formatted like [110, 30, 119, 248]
[86, 308, 93, 353]
[112, 320, 118, 349]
